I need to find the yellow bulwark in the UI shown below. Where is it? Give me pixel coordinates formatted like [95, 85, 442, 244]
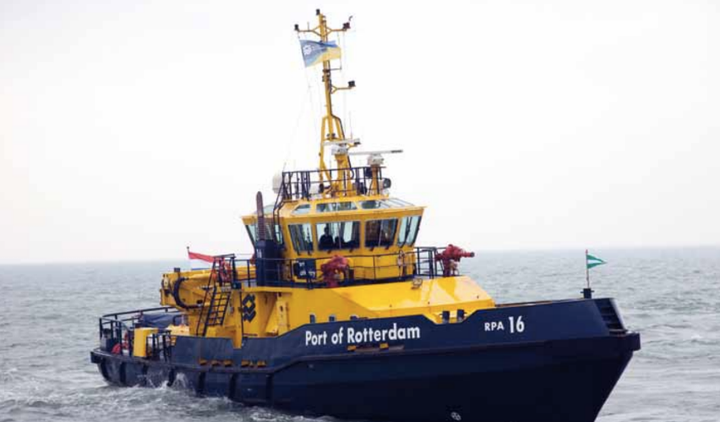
[158, 10, 496, 349]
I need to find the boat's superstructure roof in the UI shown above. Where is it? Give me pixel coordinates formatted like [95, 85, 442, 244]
[243, 195, 424, 222]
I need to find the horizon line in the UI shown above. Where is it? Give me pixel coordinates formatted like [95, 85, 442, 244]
[1, 244, 718, 266]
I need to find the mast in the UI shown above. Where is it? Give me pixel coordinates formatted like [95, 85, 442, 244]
[296, 10, 355, 197]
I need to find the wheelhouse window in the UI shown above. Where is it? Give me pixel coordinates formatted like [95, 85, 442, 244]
[360, 200, 391, 210]
[386, 198, 414, 208]
[360, 198, 414, 210]
[292, 204, 311, 215]
[317, 202, 357, 213]
[316, 221, 360, 250]
[245, 224, 257, 245]
[289, 223, 314, 253]
[365, 219, 398, 248]
[271, 224, 284, 246]
[246, 223, 284, 246]
[397, 216, 422, 247]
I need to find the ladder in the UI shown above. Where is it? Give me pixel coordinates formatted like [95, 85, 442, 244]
[196, 255, 236, 336]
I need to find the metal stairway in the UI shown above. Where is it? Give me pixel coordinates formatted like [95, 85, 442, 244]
[196, 255, 236, 336]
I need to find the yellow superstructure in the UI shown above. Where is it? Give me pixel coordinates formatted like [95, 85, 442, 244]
[158, 10, 496, 349]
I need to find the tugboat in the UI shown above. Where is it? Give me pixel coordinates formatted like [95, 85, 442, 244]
[90, 10, 640, 422]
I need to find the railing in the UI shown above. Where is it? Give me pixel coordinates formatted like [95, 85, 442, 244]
[277, 165, 384, 202]
[98, 306, 182, 357]
[145, 330, 174, 362]
[416, 246, 442, 279]
[231, 246, 445, 289]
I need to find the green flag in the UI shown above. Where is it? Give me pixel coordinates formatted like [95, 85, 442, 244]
[586, 253, 606, 269]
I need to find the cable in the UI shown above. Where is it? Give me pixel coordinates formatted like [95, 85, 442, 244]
[283, 33, 320, 173]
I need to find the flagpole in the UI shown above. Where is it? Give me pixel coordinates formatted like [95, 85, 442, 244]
[585, 249, 589, 288]
[584, 249, 592, 299]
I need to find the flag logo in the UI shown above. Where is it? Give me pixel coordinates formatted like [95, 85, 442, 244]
[300, 40, 341, 67]
[586, 253, 607, 269]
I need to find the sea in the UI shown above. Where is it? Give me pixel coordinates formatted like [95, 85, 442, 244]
[1, 247, 718, 422]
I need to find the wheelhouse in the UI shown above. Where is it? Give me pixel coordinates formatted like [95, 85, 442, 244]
[239, 165, 431, 287]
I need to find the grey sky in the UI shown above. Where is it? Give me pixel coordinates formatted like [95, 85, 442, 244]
[1, 0, 718, 264]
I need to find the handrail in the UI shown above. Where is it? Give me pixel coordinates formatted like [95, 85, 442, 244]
[276, 165, 384, 202]
[98, 306, 183, 357]
[241, 247, 444, 261]
[101, 306, 179, 320]
[230, 246, 445, 288]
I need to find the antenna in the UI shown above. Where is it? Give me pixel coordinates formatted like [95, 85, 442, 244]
[347, 150, 403, 156]
[295, 10, 355, 197]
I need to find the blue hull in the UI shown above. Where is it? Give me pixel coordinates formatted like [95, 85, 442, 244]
[91, 298, 640, 422]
